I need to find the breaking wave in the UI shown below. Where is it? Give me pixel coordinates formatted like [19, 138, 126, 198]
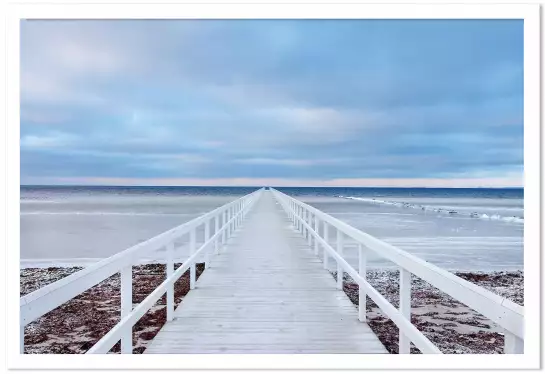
[338, 196, 524, 224]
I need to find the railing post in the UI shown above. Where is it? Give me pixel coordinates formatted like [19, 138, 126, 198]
[226, 207, 231, 238]
[234, 203, 237, 228]
[235, 203, 238, 228]
[166, 242, 174, 322]
[222, 210, 226, 244]
[303, 209, 308, 238]
[299, 207, 303, 234]
[336, 230, 343, 290]
[306, 211, 310, 241]
[301, 206, 304, 233]
[232, 205, 235, 230]
[358, 244, 367, 322]
[204, 219, 210, 269]
[504, 331, 524, 353]
[120, 265, 132, 353]
[226, 208, 230, 239]
[234, 204, 237, 230]
[215, 214, 219, 254]
[298, 206, 303, 232]
[238, 201, 241, 226]
[229, 206, 233, 236]
[314, 216, 319, 254]
[306, 211, 309, 241]
[295, 205, 299, 230]
[307, 212, 312, 246]
[399, 268, 411, 354]
[20, 325, 24, 354]
[323, 222, 329, 269]
[190, 228, 196, 290]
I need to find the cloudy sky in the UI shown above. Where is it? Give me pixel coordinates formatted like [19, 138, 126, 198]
[20, 20, 523, 187]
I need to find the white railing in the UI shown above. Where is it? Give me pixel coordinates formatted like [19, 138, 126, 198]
[270, 188, 524, 354]
[20, 188, 264, 354]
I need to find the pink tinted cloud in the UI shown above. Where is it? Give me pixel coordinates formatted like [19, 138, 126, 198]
[22, 176, 523, 188]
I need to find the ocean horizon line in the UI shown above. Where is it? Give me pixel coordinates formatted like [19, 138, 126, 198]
[20, 184, 524, 190]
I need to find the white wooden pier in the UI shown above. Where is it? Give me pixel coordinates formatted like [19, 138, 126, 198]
[145, 191, 386, 354]
[20, 188, 525, 355]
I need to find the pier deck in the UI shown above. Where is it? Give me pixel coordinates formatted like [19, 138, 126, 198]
[21, 189, 524, 358]
[144, 191, 386, 354]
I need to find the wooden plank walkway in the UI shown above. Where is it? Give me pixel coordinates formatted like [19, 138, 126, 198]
[145, 191, 387, 354]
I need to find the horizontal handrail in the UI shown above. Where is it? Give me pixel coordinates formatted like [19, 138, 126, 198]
[271, 188, 524, 353]
[20, 189, 263, 336]
[272, 189, 440, 354]
[87, 192, 260, 354]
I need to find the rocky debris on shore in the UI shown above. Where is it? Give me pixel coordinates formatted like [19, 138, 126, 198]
[332, 269, 523, 354]
[21, 265, 523, 355]
[21, 263, 205, 354]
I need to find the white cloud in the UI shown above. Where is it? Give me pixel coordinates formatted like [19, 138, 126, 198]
[132, 153, 211, 173]
[19, 20, 523, 183]
[235, 157, 347, 167]
[20, 71, 105, 105]
[280, 107, 360, 138]
[20, 21, 151, 106]
[54, 40, 126, 76]
[147, 153, 210, 163]
[20, 176, 523, 188]
[20, 132, 78, 149]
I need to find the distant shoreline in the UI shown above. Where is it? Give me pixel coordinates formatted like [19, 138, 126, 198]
[21, 184, 524, 190]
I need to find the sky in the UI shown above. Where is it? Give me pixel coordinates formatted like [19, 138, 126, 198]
[20, 20, 524, 187]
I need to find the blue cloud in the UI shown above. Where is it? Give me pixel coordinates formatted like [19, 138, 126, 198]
[20, 19, 523, 185]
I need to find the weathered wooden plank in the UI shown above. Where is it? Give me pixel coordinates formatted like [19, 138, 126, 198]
[145, 191, 387, 354]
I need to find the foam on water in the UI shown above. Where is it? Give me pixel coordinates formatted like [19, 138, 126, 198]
[339, 196, 524, 224]
[20, 186, 523, 271]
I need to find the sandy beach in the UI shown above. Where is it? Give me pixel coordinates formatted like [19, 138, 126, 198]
[21, 263, 205, 354]
[21, 265, 522, 354]
[335, 269, 523, 354]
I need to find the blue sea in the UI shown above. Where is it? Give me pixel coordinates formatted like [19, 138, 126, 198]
[20, 186, 523, 271]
